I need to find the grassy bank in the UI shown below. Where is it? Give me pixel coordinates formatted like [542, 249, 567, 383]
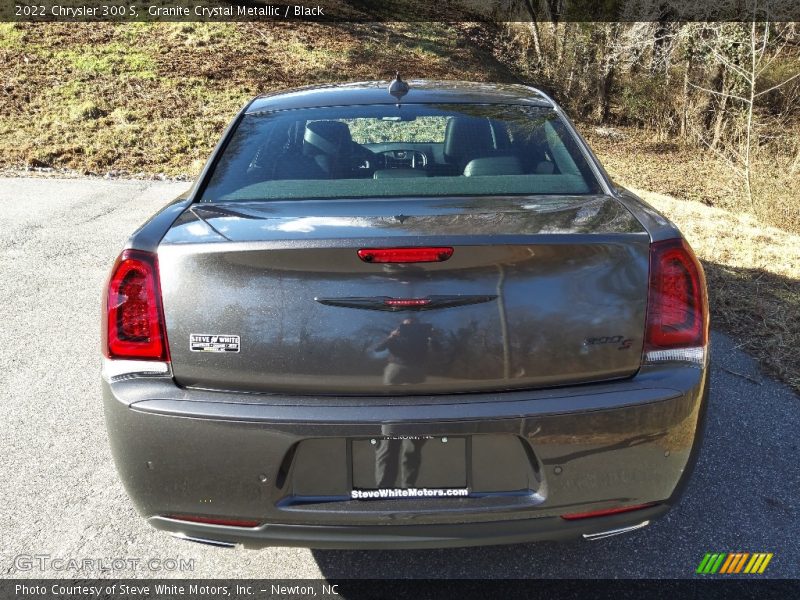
[587, 138, 800, 394]
[585, 127, 800, 234]
[644, 189, 800, 393]
[0, 21, 515, 176]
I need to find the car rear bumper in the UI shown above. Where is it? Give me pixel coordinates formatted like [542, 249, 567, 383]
[149, 509, 665, 550]
[103, 362, 708, 549]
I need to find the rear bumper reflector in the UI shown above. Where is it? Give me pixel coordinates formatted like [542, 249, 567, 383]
[165, 515, 261, 528]
[561, 502, 656, 521]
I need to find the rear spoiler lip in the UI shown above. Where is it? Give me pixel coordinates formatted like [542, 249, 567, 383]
[155, 231, 651, 253]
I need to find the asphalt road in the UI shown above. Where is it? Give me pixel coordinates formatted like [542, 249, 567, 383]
[1, 177, 798, 579]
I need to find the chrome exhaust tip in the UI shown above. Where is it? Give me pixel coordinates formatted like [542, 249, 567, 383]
[582, 520, 650, 541]
[170, 532, 238, 548]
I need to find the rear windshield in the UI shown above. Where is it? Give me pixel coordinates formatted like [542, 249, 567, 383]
[199, 104, 602, 202]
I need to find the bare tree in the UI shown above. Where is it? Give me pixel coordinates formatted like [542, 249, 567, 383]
[689, 21, 800, 206]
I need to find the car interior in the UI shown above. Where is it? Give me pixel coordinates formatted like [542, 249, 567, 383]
[201, 105, 600, 201]
[244, 114, 563, 183]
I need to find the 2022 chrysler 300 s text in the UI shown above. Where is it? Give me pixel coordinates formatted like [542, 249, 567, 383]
[102, 79, 709, 549]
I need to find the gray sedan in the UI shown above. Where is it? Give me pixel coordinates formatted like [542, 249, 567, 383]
[102, 78, 709, 549]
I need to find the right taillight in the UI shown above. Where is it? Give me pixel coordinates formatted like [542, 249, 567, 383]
[102, 249, 169, 361]
[643, 238, 708, 364]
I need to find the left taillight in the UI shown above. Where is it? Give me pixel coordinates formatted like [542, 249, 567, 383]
[102, 249, 169, 361]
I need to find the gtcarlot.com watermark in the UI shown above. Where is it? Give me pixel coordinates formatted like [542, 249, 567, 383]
[13, 554, 195, 573]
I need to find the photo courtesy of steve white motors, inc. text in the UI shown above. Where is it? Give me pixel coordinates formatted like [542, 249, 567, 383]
[15, 583, 342, 597]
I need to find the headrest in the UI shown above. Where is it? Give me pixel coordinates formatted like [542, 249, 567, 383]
[443, 116, 495, 164]
[303, 121, 352, 155]
[463, 156, 524, 177]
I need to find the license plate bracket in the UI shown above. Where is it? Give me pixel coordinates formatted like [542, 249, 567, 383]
[351, 436, 467, 493]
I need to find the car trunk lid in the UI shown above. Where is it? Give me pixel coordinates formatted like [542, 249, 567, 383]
[157, 195, 650, 395]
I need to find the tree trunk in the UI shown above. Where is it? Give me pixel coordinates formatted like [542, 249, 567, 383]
[680, 54, 692, 138]
[555, 22, 566, 66]
[743, 20, 757, 208]
[565, 49, 576, 96]
[596, 64, 615, 123]
[652, 20, 668, 75]
[710, 69, 729, 150]
[521, 1, 545, 75]
[528, 21, 542, 69]
[559, 22, 570, 64]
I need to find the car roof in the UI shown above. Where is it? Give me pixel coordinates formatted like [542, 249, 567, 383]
[246, 80, 553, 113]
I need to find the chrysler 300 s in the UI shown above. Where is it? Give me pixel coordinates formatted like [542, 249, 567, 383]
[102, 78, 709, 549]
